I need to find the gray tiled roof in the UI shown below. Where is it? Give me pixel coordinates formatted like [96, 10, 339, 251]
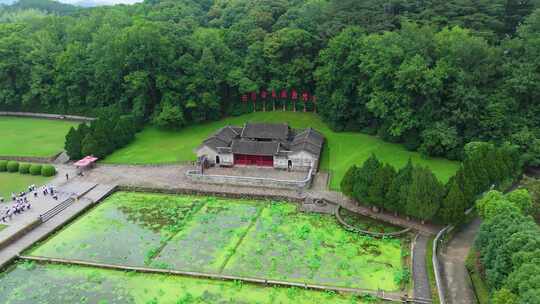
[199, 124, 324, 158]
[231, 139, 280, 156]
[290, 128, 324, 156]
[240, 123, 289, 140]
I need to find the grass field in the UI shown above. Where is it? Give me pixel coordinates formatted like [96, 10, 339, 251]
[29, 192, 404, 291]
[0, 172, 52, 199]
[103, 112, 459, 189]
[0, 262, 373, 304]
[0, 117, 77, 157]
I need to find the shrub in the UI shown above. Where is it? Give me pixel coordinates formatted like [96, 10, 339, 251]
[41, 165, 56, 177]
[6, 161, 19, 172]
[0, 160, 7, 172]
[18, 163, 30, 174]
[29, 164, 42, 175]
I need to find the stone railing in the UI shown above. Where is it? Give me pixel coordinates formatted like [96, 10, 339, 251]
[335, 206, 412, 238]
[185, 166, 314, 190]
[0, 111, 94, 122]
[433, 225, 453, 304]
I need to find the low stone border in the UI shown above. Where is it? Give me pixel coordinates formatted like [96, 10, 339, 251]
[18, 255, 406, 303]
[117, 185, 303, 205]
[97, 161, 196, 167]
[0, 152, 62, 164]
[335, 206, 412, 238]
[0, 111, 94, 122]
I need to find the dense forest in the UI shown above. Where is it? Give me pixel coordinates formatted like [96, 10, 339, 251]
[1, 0, 540, 163]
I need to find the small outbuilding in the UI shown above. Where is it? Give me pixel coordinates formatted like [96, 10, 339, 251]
[195, 123, 324, 171]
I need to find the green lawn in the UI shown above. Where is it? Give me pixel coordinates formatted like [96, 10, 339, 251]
[104, 112, 459, 189]
[0, 172, 52, 199]
[0, 117, 77, 157]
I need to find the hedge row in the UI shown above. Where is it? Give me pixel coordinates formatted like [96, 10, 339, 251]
[0, 160, 56, 177]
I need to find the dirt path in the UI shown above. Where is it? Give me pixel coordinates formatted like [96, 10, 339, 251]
[440, 218, 481, 304]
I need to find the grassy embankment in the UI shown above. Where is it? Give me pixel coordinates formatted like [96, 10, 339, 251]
[0, 117, 77, 157]
[104, 112, 459, 190]
[466, 250, 490, 304]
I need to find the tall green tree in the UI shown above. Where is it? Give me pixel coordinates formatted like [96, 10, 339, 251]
[405, 166, 444, 222]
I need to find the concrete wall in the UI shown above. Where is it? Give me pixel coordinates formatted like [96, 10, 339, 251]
[196, 146, 218, 165]
[289, 151, 317, 171]
[186, 168, 313, 190]
[273, 155, 288, 169]
[0, 111, 94, 122]
[218, 153, 233, 166]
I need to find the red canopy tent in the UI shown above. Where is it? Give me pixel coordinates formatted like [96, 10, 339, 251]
[74, 156, 98, 173]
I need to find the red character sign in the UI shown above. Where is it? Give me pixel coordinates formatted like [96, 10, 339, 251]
[302, 92, 309, 102]
[291, 89, 298, 100]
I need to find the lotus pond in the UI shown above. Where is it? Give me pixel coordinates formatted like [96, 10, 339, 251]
[26, 192, 406, 293]
[0, 261, 379, 304]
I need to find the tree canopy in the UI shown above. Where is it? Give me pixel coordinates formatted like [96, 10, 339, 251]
[0, 0, 540, 162]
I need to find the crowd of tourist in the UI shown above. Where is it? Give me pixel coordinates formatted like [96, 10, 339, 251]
[0, 184, 56, 223]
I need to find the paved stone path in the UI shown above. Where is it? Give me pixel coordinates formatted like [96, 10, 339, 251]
[0, 183, 115, 269]
[440, 218, 481, 304]
[310, 191, 442, 235]
[413, 234, 432, 301]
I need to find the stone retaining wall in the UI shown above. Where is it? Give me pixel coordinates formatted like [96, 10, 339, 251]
[0, 218, 41, 252]
[117, 185, 302, 204]
[335, 206, 412, 238]
[0, 152, 62, 164]
[0, 111, 94, 122]
[185, 167, 313, 190]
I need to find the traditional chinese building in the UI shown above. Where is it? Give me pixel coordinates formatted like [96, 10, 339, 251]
[196, 123, 324, 171]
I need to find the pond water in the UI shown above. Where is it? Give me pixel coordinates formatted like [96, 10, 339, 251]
[27, 192, 405, 291]
[0, 262, 369, 304]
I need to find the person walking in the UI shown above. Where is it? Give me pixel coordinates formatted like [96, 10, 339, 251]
[65, 173, 69, 180]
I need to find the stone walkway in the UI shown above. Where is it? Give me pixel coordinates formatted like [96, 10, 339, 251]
[0, 165, 78, 243]
[413, 234, 432, 301]
[309, 191, 442, 235]
[440, 218, 481, 304]
[0, 183, 115, 269]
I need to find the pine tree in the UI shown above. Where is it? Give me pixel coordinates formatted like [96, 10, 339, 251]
[81, 133, 100, 158]
[406, 167, 443, 222]
[341, 165, 358, 196]
[352, 154, 381, 204]
[454, 166, 476, 208]
[387, 159, 414, 214]
[367, 164, 396, 209]
[64, 126, 82, 160]
[438, 178, 468, 224]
